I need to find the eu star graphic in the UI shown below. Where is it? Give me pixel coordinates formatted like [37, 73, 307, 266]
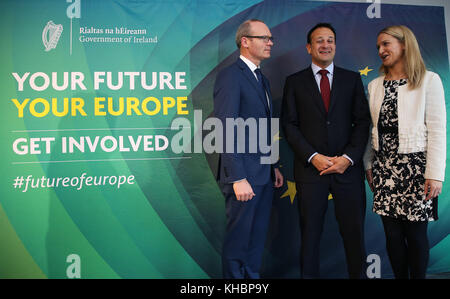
[281, 180, 296, 204]
[359, 66, 373, 76]
[281, 181, 333, 204]
[273, 131, 281, 141]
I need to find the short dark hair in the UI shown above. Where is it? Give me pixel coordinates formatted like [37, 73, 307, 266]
[307, 23, 336, 44]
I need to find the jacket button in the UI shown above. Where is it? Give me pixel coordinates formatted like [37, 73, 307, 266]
[326, 121, 331, 125]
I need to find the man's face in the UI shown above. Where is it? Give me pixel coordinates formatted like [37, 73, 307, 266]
[306, 27, 336, 68]
[241, 21, 274, 64]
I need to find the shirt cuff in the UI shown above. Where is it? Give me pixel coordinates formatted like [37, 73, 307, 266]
[232, 178, 246, 183]
[308, 152, 318, 163]
[343, 154, 354, 166]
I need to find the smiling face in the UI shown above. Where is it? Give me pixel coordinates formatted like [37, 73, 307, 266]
[241, 21, 274, 66]
[306, 27, 336, 68]
[377, 33, 405, 70]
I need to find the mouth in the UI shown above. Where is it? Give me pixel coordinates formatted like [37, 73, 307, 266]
[381, 53, 390, 60]
[319, 50, 331, 55]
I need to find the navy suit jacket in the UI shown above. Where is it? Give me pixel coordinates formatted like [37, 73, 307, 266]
[213, 58, 276, 187]
[281, 65, 370, 183]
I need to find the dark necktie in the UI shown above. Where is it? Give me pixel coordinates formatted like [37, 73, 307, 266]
[254, 68, 269, 109]
[318, 69, 330, 112]
[254, 68, 265, 90]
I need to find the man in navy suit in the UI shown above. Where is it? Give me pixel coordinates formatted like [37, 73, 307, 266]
[281, 23, 370, 278]
[214, 19, 283, 279]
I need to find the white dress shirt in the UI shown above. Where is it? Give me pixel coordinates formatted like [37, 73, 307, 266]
[311, 62, 334, 91]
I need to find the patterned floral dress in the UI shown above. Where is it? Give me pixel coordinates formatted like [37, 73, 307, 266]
[372, 79, 437, 222]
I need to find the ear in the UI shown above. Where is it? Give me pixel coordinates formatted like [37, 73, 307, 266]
[306, 43, 312, 55]
[241, 37, 249, 48]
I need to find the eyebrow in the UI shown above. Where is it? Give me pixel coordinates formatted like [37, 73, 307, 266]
[377, 39, 389, 44]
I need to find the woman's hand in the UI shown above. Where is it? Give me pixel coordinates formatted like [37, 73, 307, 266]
[424, 179, 442, 201]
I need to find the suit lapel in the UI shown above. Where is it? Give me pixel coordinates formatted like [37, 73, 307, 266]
[262, 75, 272, 116]
[307, 67, 327, 115]
[327, 66, 340, 115]
[237, 59, 270, 115]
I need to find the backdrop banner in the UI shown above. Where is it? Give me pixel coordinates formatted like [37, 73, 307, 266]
[0, 0, 448, 278]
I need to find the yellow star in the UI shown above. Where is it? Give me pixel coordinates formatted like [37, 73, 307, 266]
[280, 180, 297, 204]
[359, 66, 373, 76]
[280, 181, 332, 202]
[273, 131, 282, 142]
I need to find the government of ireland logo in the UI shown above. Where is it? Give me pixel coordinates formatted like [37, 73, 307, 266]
[42, 20, 63, 52]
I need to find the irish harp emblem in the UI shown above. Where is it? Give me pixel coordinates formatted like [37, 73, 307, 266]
[42, 21, 63, 52]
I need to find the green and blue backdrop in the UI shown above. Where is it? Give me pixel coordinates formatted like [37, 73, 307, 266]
[0, 0, 449, 278]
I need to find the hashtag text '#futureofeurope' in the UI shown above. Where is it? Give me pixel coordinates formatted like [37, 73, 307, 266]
[13, 173, 135, 193]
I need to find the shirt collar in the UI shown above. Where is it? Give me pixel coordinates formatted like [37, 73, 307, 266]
[240, 55, 259, 72]
[311, 62, 334, 76]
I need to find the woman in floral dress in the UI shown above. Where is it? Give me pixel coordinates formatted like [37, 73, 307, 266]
[364, 25, 446, 279]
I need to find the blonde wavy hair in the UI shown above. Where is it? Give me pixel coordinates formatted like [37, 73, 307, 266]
[378, 25, 426, 89]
